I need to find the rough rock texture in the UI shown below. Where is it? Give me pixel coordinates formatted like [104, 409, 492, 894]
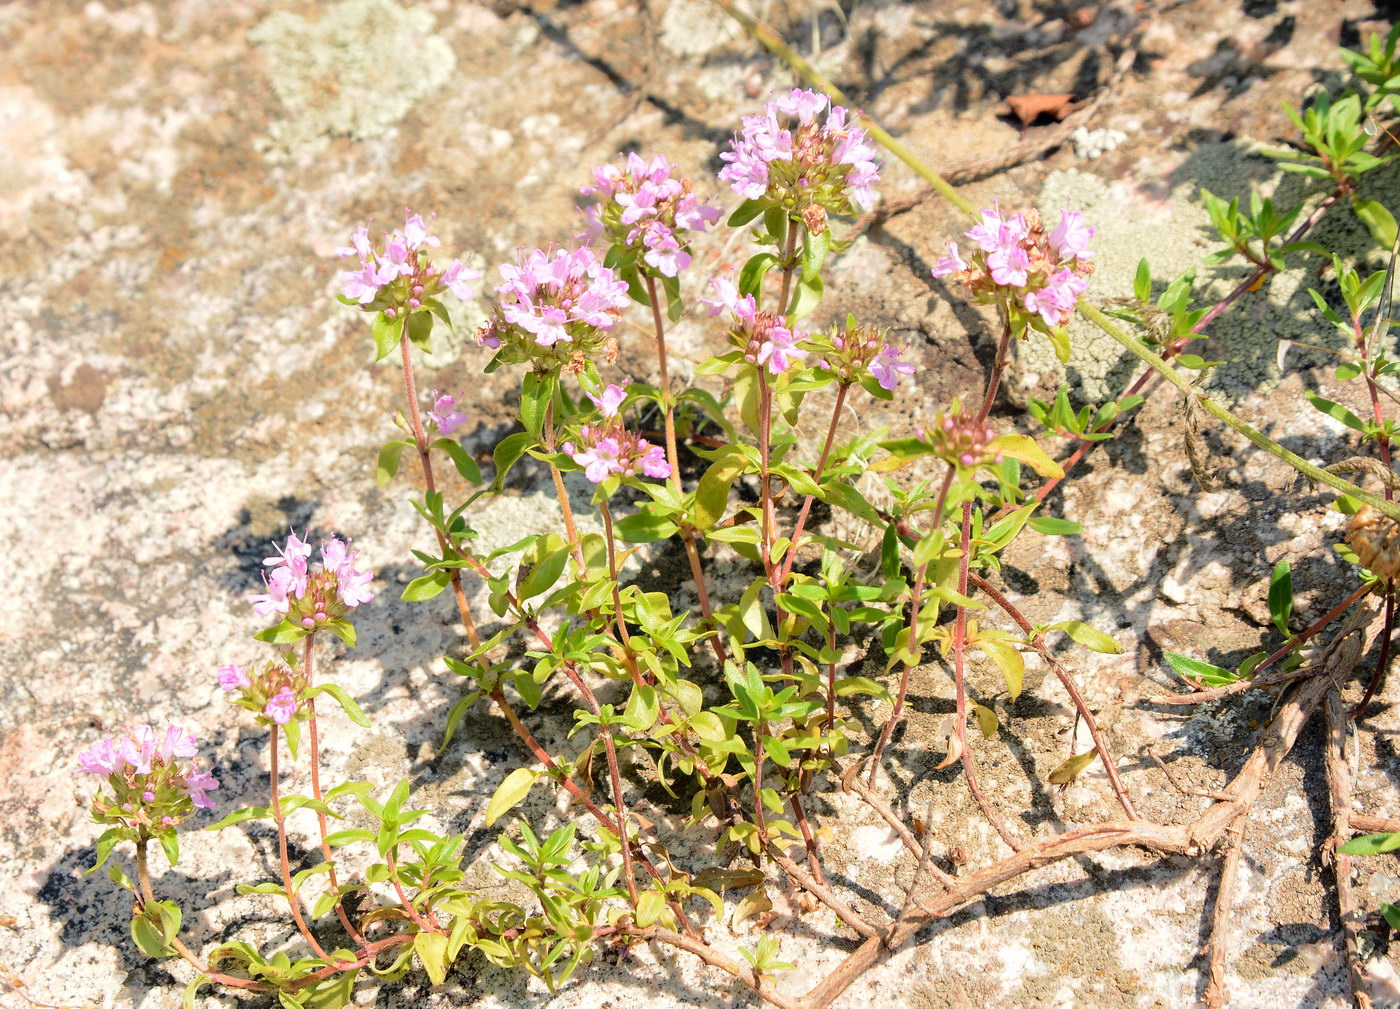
[4, 0, 1400, 1007]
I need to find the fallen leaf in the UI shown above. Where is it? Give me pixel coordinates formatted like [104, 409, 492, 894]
[1006, 93, 1076, 127]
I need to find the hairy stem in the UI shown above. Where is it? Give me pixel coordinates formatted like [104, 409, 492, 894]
[268, 724, 332, 960]
[303, 635, 366, 946]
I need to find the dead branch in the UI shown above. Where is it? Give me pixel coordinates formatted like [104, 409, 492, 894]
[1203, 815, 1246, 1009]
[1326, 687, 1374, 1009]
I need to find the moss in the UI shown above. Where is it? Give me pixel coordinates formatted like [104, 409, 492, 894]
[249, 0, 456, 162]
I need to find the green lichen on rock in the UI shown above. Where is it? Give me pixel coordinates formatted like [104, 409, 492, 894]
[1021, 148, 1399, 406]
[249, 0, 456, 161]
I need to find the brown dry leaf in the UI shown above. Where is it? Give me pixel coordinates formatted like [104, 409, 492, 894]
[1006, 93, 1075, 127]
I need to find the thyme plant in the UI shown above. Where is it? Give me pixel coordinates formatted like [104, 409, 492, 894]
[69, 18, 1400, 1009]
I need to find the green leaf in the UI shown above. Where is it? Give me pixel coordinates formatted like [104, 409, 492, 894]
[377, 440, 412, 487]
[1133, 258, 1152, 303]
[1163, 651, 1238, 687]
[182, 975, 209, 1009]
[972, 702, 999, 739]
[415, 930, 450, 986]
[977, 639, 1024, 700]
[1383, 903, 1400, 931]
[801, 227, 831, 282]
[636, 889, 668, 928]
[1027, 516, 1081, 536]
[406, 310, 434, 353]
[88, 827, 130, 874]
[107, 862, 134, 892]
[1352, 196, 1398, 249]
[622, 685, 659, 732]
[432, 438, 482, 484]
[1268, 560, 1293, 636]
[1050, 620, 1121, 654]
[518, 544, 570, 601]
[694, 454, 745, 531]
[323, 828, 376, 847]
[614, 510, 678, 543]
[205, 805, 274, 830]
[133, 914, 177, 958]
[309, 683, 371, 728]
[739, 253, 779, 300]
[441, 690, 481, 750]
[728, 199, 768, 227]
[520, 373, 554, 440]
[834, 677, 892, 702]
[1048, 749, 1099, 785]
[687, 711, 727, 742]
[787, 272, 824, 321]
[1304, 391, 1367, 433]
[489, 432, 536, 493]
[403, 569, 451, 602]
[372, 312, 404, 362]
[158, 830, 179, 867]
[988, 434, 1064, 478]
[1338, 831, 1400, 855]
[485, 768, 542, 827]
[253, 619, 310, 645]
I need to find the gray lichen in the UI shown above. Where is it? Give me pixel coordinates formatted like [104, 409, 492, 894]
[249, 0, 456, 161]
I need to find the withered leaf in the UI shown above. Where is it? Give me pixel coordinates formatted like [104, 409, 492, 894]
[1006, 93, 1076, 127]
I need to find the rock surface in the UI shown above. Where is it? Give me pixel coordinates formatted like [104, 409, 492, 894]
[3, 1, 1399, 1007]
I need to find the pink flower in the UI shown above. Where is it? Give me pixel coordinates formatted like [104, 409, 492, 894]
[755, 325, 807, 375]
[588, 384, 627, 418]
[157, 726, 199, 761]
[182, 768, 220, 810]
[494, 246, 631, 348]
[76, 738, 122, 776]
[870, 344, 916, 391]
[1049, 210, 1095, 261]
[427, 390, 468, 436]
[700, 271, 757, 322]
[931, 242, 968, 279]
[116, 725, 157, 774]
[336, 566, 375, 608]
[640, 445, 670, 479]
[265, 688, 298, 726]
[217, 663, 250, 691]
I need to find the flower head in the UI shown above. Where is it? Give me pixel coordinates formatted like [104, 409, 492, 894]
[563, 399, 671, 484]
[77, 725, 219, 830]
[810, 317, 915, 392]
[248, 531, 375, 630]
[719, 88, 881, 217]
[336, 209, 480, 318]
[581, 153, 720, 278]
[925, 404, 1002, 470]
[932, 204, 1095, 334]
[475, 245, 631, 373]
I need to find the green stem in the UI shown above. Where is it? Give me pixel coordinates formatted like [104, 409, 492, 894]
[1079, 302, 1400, 524]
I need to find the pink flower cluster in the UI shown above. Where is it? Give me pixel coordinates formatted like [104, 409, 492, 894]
[76, 725, 219, 825]
[702, 272, 807, 376]
[426, 389, 467, 437]
[581, 153, 721, 277]
[217, 656, 307, 727]
[814, 318, 916, 391]
[932, 207, 1095, 328]
[338, 208, 479, 314]
[248, 531, 375, 628]
[926, 407, 1002, 470]
[478, 245, 632, 353]
[719, 88, 880, 215]
[562, 384, 670, 483]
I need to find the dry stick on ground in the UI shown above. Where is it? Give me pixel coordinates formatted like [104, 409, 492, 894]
[1203, 814, 1246, 1009]
[1325, 686, 1375, 1009]
[791, 616, 1379, 1009]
